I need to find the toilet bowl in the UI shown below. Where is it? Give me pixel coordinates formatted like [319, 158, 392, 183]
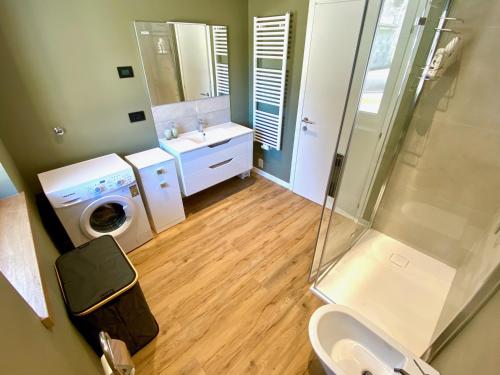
[308, 304, 439, 375]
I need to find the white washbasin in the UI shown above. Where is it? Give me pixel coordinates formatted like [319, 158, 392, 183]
[183, 127, 228, 144]
[309, 305, 439, 375]
[159, 122, 253, 155]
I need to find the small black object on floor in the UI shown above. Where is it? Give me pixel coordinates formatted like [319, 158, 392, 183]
[55, 235, 158, 356]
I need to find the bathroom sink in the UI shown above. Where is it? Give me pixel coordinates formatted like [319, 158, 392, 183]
[159, 122, 253, 155]
[184, 127, 229, 144]
[309, 305, 439, 375]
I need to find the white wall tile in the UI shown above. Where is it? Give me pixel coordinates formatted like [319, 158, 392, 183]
[152, 96, 231, 138]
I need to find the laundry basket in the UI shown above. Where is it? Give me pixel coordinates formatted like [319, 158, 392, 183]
[55, 235, 158, 355]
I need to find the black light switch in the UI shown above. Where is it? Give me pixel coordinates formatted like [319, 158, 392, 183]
[128, 111, 146, 123]
[117, 66, 134, 78]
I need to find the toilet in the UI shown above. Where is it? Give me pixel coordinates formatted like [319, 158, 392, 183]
[308, 304, 439, 375]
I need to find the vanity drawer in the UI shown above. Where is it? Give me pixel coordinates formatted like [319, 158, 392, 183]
[180, 133, 252, 175]
[182, 152, 252, 196]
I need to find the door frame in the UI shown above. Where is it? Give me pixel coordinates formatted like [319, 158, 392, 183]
[289, 0, 318, 192]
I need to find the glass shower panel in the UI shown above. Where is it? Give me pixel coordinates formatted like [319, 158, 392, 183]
[312, 0, 447, 281]
[309, 0, 385, 280]
[310, 0, 439, 282]
[361, 0, 449, 222]
[370, 0, 500, 354]
[374, 0, 500, 348]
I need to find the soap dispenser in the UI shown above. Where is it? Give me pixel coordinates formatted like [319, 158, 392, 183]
[171, 122, 179, 138]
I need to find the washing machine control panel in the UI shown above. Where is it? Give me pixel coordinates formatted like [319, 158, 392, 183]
[87, 172, 135, 196]
[47, 168, 136, 208]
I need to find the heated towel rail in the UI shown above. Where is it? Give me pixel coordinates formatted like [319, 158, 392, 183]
[252, 13, 290, 150]
[213, 25, 230, 96]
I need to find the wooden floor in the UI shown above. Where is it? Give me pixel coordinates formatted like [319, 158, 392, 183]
[130, 174, 325, 375]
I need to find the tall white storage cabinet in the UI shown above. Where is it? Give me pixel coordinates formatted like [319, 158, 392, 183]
[125, 148, 185, 233]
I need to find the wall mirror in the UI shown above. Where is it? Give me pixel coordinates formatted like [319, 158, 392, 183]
[134, 21, 230, 107]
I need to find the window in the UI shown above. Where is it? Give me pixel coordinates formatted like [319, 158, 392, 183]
[359, 0, 409, 114]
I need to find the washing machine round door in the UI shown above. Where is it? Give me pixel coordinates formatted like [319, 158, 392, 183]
[80, 195, 136, 240]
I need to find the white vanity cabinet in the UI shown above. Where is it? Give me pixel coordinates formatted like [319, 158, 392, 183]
[160, 122, 253, 196]
[125, 148, 185, 233]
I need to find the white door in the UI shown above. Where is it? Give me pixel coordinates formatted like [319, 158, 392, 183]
[174, 24, 214, 101]
[291, 0, 366, 205]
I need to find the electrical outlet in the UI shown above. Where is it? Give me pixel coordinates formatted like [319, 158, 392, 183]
[258, 158, 264, 169]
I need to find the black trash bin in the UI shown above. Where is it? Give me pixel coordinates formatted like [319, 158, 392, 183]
[55, 235, 159, 356]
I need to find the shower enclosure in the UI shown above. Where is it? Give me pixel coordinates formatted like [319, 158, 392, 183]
[310, 0, 500, 359]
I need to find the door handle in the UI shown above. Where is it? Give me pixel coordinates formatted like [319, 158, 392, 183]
[200, 92, 210, 97]
[302, 117, 314, 131]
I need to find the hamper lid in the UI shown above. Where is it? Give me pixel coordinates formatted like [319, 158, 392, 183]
[55, 235, 138, 316]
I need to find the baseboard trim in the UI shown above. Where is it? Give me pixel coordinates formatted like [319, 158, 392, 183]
[252, 168, 290, 189]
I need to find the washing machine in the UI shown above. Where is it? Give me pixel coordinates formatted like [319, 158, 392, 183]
[38, 154, 153, 253]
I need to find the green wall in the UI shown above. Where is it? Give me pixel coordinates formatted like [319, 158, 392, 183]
[0, 140, 102, 374]
[248, 0, 309, 182]
[0, 0, 307, 188]
[0, 0, 249, 189]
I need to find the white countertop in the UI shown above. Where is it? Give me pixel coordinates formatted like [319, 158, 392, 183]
[38, 153, 131, 193]
[159, 122, 253, 156]
[125, 147, 174, 169]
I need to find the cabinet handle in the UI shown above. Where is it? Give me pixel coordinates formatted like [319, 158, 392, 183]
[209, 158, 233, 169]
[156, 168, 166, 175]
[160, 182, 168, 188]
[208, 139, 231, 148]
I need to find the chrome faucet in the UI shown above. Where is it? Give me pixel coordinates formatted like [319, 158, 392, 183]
[197, 117, 206, 136]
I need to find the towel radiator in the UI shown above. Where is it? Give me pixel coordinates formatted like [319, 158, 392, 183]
[252, 13, 290, 150]
[212, 25, 230, 96]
